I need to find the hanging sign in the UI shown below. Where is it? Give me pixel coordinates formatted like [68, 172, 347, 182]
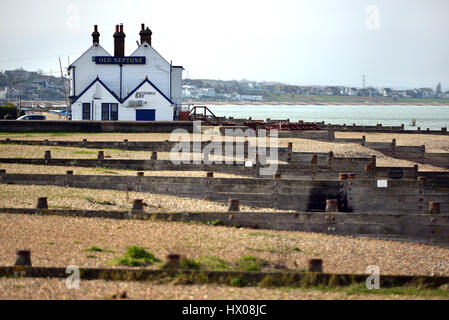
[93, 56, 146, 65]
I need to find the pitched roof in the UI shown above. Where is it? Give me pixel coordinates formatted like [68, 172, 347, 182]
[68, 43, 111, 70]
[72, 77, 173, 105]
[71, 77, 120, 104]
[121, 77, 173, 105]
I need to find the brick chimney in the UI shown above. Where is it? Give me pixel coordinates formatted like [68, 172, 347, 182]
[113, 24, 126, 56]
[139, 23, 152, 46]
[92, 25, 100, 44]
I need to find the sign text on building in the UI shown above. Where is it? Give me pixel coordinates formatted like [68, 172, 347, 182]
[93, 56, 146, 65]
[135, 91, 156, 98]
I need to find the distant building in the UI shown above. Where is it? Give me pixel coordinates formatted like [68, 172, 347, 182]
[240, 95, 263, 101]
[0, 86, 7, 99]
[345, 87, 358, 96]
[231, 92, 241, 101]
[215, 93, 231, 99]
[198, 88, 215, 98]
[68, 24, 183, 121]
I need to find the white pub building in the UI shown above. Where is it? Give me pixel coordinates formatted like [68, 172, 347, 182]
[68, 24, 183, 121]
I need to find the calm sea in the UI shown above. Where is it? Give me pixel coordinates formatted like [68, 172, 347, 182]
[206, 105, 449, 130]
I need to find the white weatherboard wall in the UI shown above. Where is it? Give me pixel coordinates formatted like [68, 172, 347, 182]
[70, 44, 121, 97]
[68, 27, 183, 121]
[171, 67, 183, 107]
[122, 81, 173, 121]
[71, 80, 119, 120]
[71, 79, 173, 121]
[122, 43, 170, 99]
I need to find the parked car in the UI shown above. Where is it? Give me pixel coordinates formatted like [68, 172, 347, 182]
[16, 114, 46, 120]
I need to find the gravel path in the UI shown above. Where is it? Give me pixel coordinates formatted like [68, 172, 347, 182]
[0, 184, 290, 212]
[1, 137, 447, 171]
[0, 214, 448, 276]
[0, 163, 245, 178]
[0, 278, 442, 300]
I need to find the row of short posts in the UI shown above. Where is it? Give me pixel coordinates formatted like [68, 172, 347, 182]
[10, 247, 323, 272]
[1, 167, 444, 215]
[338, 172, 357, 181]
[31, 193, 442, 215]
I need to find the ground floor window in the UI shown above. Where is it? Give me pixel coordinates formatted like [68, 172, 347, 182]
[101, 103, 119, 121]
[111, 103, 118, 120]
[82, 103, 90, 120]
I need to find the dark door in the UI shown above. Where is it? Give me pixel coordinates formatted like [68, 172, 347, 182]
[136, 109, 155, 121]
[82, 103, 90, 120]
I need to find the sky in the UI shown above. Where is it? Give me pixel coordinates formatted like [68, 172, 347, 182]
[0, 0, 448, 90]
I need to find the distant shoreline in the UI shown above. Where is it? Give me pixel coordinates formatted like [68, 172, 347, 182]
[15, 99, 449, 107]
[188, 100, 449, 106]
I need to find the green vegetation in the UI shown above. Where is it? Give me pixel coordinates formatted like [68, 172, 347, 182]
[109, 246, 160, 267]
[89, 168, 119, 175]
[86, 254, 97, 259]
[83, 196, 115, 206]
[307, 283, 449, 299]
[201, 219, 223, 226]
[162, 255, 230, 271]
[237, 255, 270, 272]
[179, 257, 201, 270]
[230, 277, 248, 287]
[0, 102, 23, 119]
[197, 256, 230, 271]
[266, 93, 449, 105]
[43, 241, 55, 245]
[85, 246, 106, 252]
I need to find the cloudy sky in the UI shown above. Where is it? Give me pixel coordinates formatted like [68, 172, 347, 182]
[0, 0, 448, 89]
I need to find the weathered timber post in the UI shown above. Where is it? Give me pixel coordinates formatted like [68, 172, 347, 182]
[165, 254, 181, 269]
[308, 258, 323, 273]
[348, 173, 356, 180]
[15, 250, 32, 266]
[228, 199, 240, 212]
[339, 173, 348, 181]
[428, 202, 440, 214]
[132, 199, 144, 211]
[36, 197, 48, 210]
